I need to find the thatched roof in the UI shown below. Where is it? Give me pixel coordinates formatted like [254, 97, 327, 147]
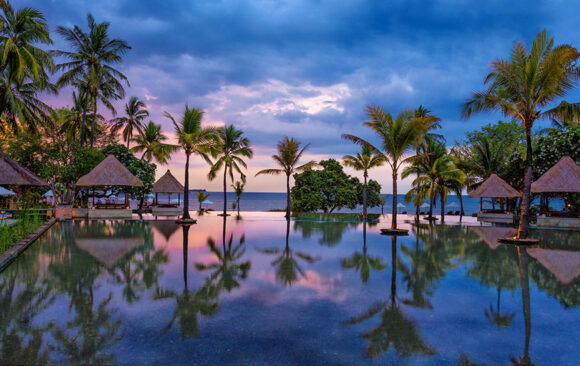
[527, 248, 580, 284]
[0, 150, 48, 186]
[76, 155, 143, 187]
[76, 237, 143, 268]
[153, 170, 184, 193]
[151, 220, 180, 241]
[470, 226, 517, 250]
[531, 155, 580, 193]
[468, 174, 520, 198]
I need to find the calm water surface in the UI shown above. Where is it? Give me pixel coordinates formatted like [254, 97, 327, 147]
[1, 213, 579, 365]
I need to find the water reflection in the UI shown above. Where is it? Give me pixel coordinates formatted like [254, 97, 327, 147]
[343, 235, 436, 359]
[293, 220, 358, 246]
[257, 219, 321, 286]
[341, 222, 386, 284]
[512, 247, 533, 366]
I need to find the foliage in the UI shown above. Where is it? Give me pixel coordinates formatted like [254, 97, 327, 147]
[110, 97, 148, 148]
[534, 124, 580, 177]
[0, 210, 45, 253]
[130, 121, 179, 164]
[291, 159, 380, 213]
[101, 144, 156, 202]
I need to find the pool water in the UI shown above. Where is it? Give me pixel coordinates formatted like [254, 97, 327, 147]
[1, 213, 579, 365]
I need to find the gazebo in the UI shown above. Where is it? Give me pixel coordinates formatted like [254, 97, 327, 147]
[151, 170, 184, 216]
[527, 248, 580, 284]
[468, 173, 520, 224]
[0, 150, 48, 210]
[76, 155, 143, 219]
[531, 155, 580, 228]
[470, 226, 517, 250]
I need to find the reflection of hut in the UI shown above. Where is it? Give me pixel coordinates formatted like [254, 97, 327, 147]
[151, 220, 180, 241]
[468, 174, 520, 224]
[76, 155, 143, 219]
[527, 248, 580, 284]
[76, 237, 142, 268]
[0, 150, 48, 209]
[470, 226, 518, 250]
[152, 170, 183, 216]
[531, 155, 580, 228]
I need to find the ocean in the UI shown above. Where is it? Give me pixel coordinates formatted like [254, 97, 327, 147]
[152, 192, 490, 215]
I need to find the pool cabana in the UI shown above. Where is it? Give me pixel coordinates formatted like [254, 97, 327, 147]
[151, 170, 184, 216]
[468, 173, 520, 224]
[0, 150, 49, 210]
[532, 155, 580, 229]
[76, 155, 143, 219]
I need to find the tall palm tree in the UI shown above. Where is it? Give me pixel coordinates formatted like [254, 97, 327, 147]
[0, 1, 54, 132]
[342, 144, 385, 220]
[165, 105, 215, 222]
[196, 191, 210, 211]
[55, 13, 130, 147]
[231, 181, 244, 216]
[343, 106, 427, 230]
[461, 29, 580, 239]
[341, 222, 386, 284]
[208, 125, 253, 217]
[131, 121, 178, 164]
[110, 96, 148, 148]
[255, 136, 315, 219]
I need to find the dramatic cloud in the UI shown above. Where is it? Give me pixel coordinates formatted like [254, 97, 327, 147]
[25, 0, 580, 191]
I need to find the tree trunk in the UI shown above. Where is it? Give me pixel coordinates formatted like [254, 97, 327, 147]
[517, 128, 533, 239]
[223, 165, 228, 216]
[517, 247, 532, 364]
[391, 235, 397, 307]
[440, 194, 445, 222]
[429, 180, 435, 218]
[237, 198, 240, 216]
[458, 190, 465, 216]
[182, 154, 191, 220]
[391, 171, 398, 230]
[182, 225, 190, 290]
[127, 130, 131, 149]
[90, 96, 97, 147]
[363, 172, 368, 221]
[286, 173, 291, 219]
[80, 92, 90, 147]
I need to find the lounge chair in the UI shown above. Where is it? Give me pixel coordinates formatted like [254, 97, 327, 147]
[447, 211, 453, 215]
[454, 211, 460, 215]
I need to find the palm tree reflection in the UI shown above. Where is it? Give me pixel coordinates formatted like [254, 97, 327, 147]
[343, 235, 436, 359]
[257, 219, 320, 286]
[511, 247, 533, 366]
[341, 222, 386, 284]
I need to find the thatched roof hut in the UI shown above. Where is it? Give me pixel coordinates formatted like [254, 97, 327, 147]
[0, 150, 48, 186]
[153, 170, 184, 193]
[77, 155, 143, 187]
[76, 237, 143, 268]
[468, 174, 520, 198]
[531, 155, 580, 193]
[470, 226, 517, 250]
[527, 248, 580, 284]
[151, 220, 179, 241]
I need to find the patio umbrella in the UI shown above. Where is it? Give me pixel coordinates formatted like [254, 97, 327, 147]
[0, 187, 16, 196]
[43, 190, 54, 197]
[447, 202, 459, 208]
[202, 199, 213, 204]
[397, 203, 406, 208]
[420, 203, 430, 208]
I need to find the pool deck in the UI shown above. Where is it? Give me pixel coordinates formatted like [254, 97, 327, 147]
[0, 218, 57, 272]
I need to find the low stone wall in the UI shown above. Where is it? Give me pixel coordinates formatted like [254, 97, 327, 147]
[152, 207, 182, 216]
[0, 218, 57, 272]
[476, 212, 515, 224]
[88, 209, 133, 219]
[72, 208, 89, 218]
[536, 216, 580, 229]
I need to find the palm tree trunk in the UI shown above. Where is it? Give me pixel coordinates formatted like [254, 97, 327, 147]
[90, 96, 97, 147]
[286, 173, 291, 219]
[391, 171, 398, 230]
[237, 198, 240, 216]
[363, 172, 368, 221]
[391, 235, 397, 307]
[517, 247, 532, 364]
[429, 181, 435, 218]
[517, 129, 533, 239]
[440, 194, 445, 222]
[458, 190, 465, 216]
[127, 130, 131, 149]
[182, 154, 191, 220]
[182, 225, 190, 290]
[80, 92, 90, 147]
[223, 165, 228, 216]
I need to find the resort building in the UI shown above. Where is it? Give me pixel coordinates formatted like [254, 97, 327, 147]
[468, 173, 520, 224]
[151, 169, 184, 216]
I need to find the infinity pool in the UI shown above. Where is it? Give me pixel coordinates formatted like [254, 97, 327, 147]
[1, 213, 579, 365]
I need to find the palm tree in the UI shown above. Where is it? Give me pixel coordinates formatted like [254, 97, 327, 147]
[0, 1, 54, 132]
[196, 191, 210, 211]
[343, 106, 427, 230]
[341, 222, 386, 284]
[55, 13, 130, 147]
[131, 121, 179, 164]
[342, 144, 385, 220]
[165, 105, 215, 222]
[232, 181, 244, 216]
[111, 97, 148, 148]
[255, 136, 315, 219]
[378, 194, 387, 215]
[461, 29, 580, 239]
[208, 125, 253, 217]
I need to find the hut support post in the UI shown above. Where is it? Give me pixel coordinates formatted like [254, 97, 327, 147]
[178, 193, 181, 207]
[125, 189, 128, 208]
[480, 198, 482, 212]
[155, 193, 158, 207]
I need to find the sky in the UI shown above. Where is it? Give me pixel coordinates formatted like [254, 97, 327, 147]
[26, 0, 580, 193]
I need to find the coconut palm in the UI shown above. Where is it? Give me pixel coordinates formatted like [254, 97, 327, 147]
[0, 1, 54, 132]
[165, 105, 215, 221]
[232, 181, 244, 216]
[341, 222, 386, 284]
[196, 191, 210, 211]
[110, 97, 148, 148]
[461, 29, 580, 239]
[342, 144, 385, 220]
[131, 121, 179, 164]
[55, 13, 130, 147]
[343, 106, 428, 230]
[208, 125, 253, 217]
[255, 136, 315, 218]
[378, 194, 387, 215]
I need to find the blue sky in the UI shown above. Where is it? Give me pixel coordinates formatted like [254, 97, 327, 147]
[30, 0, 580, 192]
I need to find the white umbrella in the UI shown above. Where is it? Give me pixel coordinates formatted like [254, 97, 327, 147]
[420, 203, 430, 208]
[447, 202, 460, 208]
[42, 190, 54, 197]
[0, 187, 16, 196]
[202, 199, 213, 204]
[397, 203, 406, 208]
